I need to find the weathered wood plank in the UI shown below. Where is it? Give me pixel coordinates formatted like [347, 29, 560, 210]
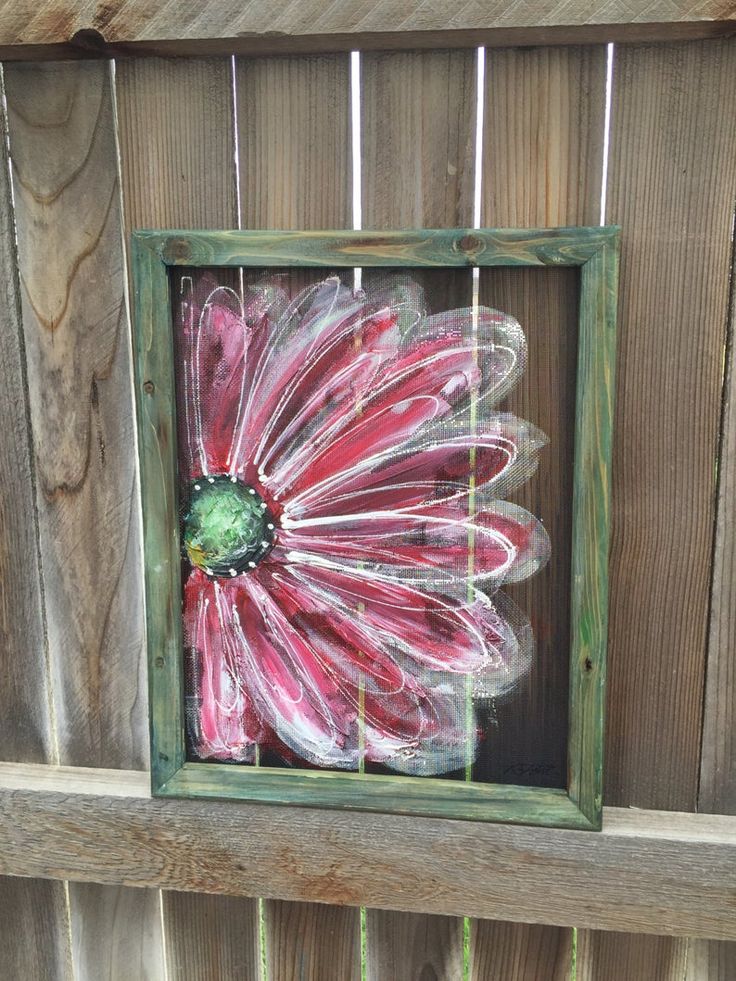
[577, 933, 689, 981]
[692, 199, 736, 981]
[361, 46, 476, 977]
[235, 51, 354, 975]
[366, 911, 464, 981]
[0, 876, 72, 980]
[578, 35, 736, 981]
[0, 68, 74, 975]
[603, 38, 736, 812]
[684, 939, 736, 980]
[4, 58, 147, 771]
[116, 54, 260, 981]
[0, 2, 733, 59]
[4, 57, 161, 980]
[265, 901, 360, 981]
[474, 44, 606, 975]
[0, 65, 52, 767]
[236, 54, 350, 230]
[116, 57, 237, 231]
[163, 893, 260, 981]
[470, 920, 572, 980]
[699, 194, 736, 816]
[69, 883, 165, 980]
[361, 49, 475, 230]
[0, 765, 735, 939]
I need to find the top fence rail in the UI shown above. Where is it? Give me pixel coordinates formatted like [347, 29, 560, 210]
[0, 1, 733, 60]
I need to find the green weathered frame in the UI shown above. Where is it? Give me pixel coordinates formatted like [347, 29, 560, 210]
[132, 227, 619, 831]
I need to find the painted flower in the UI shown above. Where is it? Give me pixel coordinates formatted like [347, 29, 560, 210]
[178, 274, 550, 776]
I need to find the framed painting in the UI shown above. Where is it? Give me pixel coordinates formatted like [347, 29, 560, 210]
[132, 227, 618, 830]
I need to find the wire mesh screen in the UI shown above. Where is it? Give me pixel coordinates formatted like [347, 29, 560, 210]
[172, 266, 574, 788]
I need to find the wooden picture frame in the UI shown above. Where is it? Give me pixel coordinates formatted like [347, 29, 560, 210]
[131, 227, 619, 830]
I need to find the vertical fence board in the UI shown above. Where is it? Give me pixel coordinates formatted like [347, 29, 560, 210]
[685, 940, 736, 981]
[116, 57, 237, 231]
[4, 58, 164, 980]
[691, 168, 736, 981]
[235, 52, 358, 979]
[164, 892, 260, 981]
[0, 72, 51, 767]
[116, 55, 260, 981]
[473, 45, 606, 977]
[360, 47, 476, 979]
[361, 49, 475, 229]
[0, 877, 72, 980]
[699, 198, 736, 818]
[577, 933, 688, 981]
[265, 901, 359, 981]
[70, 884, 164, 981]
[471, 921, 572, 981]
[237, 55, 351, 230]
[3, 57, 147, 772]
[602, 37, 736, 812]
[0, 64, 71, 979]
[366, 910, 463, 981]
[577, 36, 736, 981]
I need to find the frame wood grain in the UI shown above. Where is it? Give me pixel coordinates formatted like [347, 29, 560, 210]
[131, 227, 619, 830]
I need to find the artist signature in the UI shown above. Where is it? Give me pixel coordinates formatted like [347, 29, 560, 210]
[502, 761, 559, 778]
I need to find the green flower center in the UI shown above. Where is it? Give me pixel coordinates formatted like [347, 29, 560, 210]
[183, 476, 276, 577]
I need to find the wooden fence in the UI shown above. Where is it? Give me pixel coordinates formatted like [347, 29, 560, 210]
[0, 6, 734, 979]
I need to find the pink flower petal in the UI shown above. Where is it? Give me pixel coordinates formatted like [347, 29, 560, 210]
[183, 570, 263, 762]
[178, 279, 284, 480]
[264, 304, 526, 501]
[287, 415, 545, 519]
[279, 499, 549, 600]
[258, 564, 484, 774]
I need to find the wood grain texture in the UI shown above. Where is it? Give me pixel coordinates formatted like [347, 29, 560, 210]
[366, 910, 464, 981]
[0, 58, 52, 767]
[470, 920, 572, 980]
[684, 939, 736, 980]
[235, 51, 355, 976]
[603, 39, 736, 811]
[699, 234, 736, 814]
[577, 932, 688, 981]
[116, 56, 237, 230]
[70, 883, 165, 980]
[579, 36, 736, 981]
[4, 57, 163, 981]
[0, 1, 732, 59]
[4, 59, 146, 771]
[0, 876, 72, 980]
[236, 54, 350, 230]
[163, 893, 260, 981]
[265, 901, 360, 981]
[1, 766, 736, 939]
[692, 219, 736, 981]
[475, 44, 607, 977]
[361, 49, 475, 229]
[0, 70, 73, 977]
[116, 54, 261, 981]
[361, 46, 475, 977]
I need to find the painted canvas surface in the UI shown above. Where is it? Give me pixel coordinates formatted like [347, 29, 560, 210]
[175, 271, 550, 778]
